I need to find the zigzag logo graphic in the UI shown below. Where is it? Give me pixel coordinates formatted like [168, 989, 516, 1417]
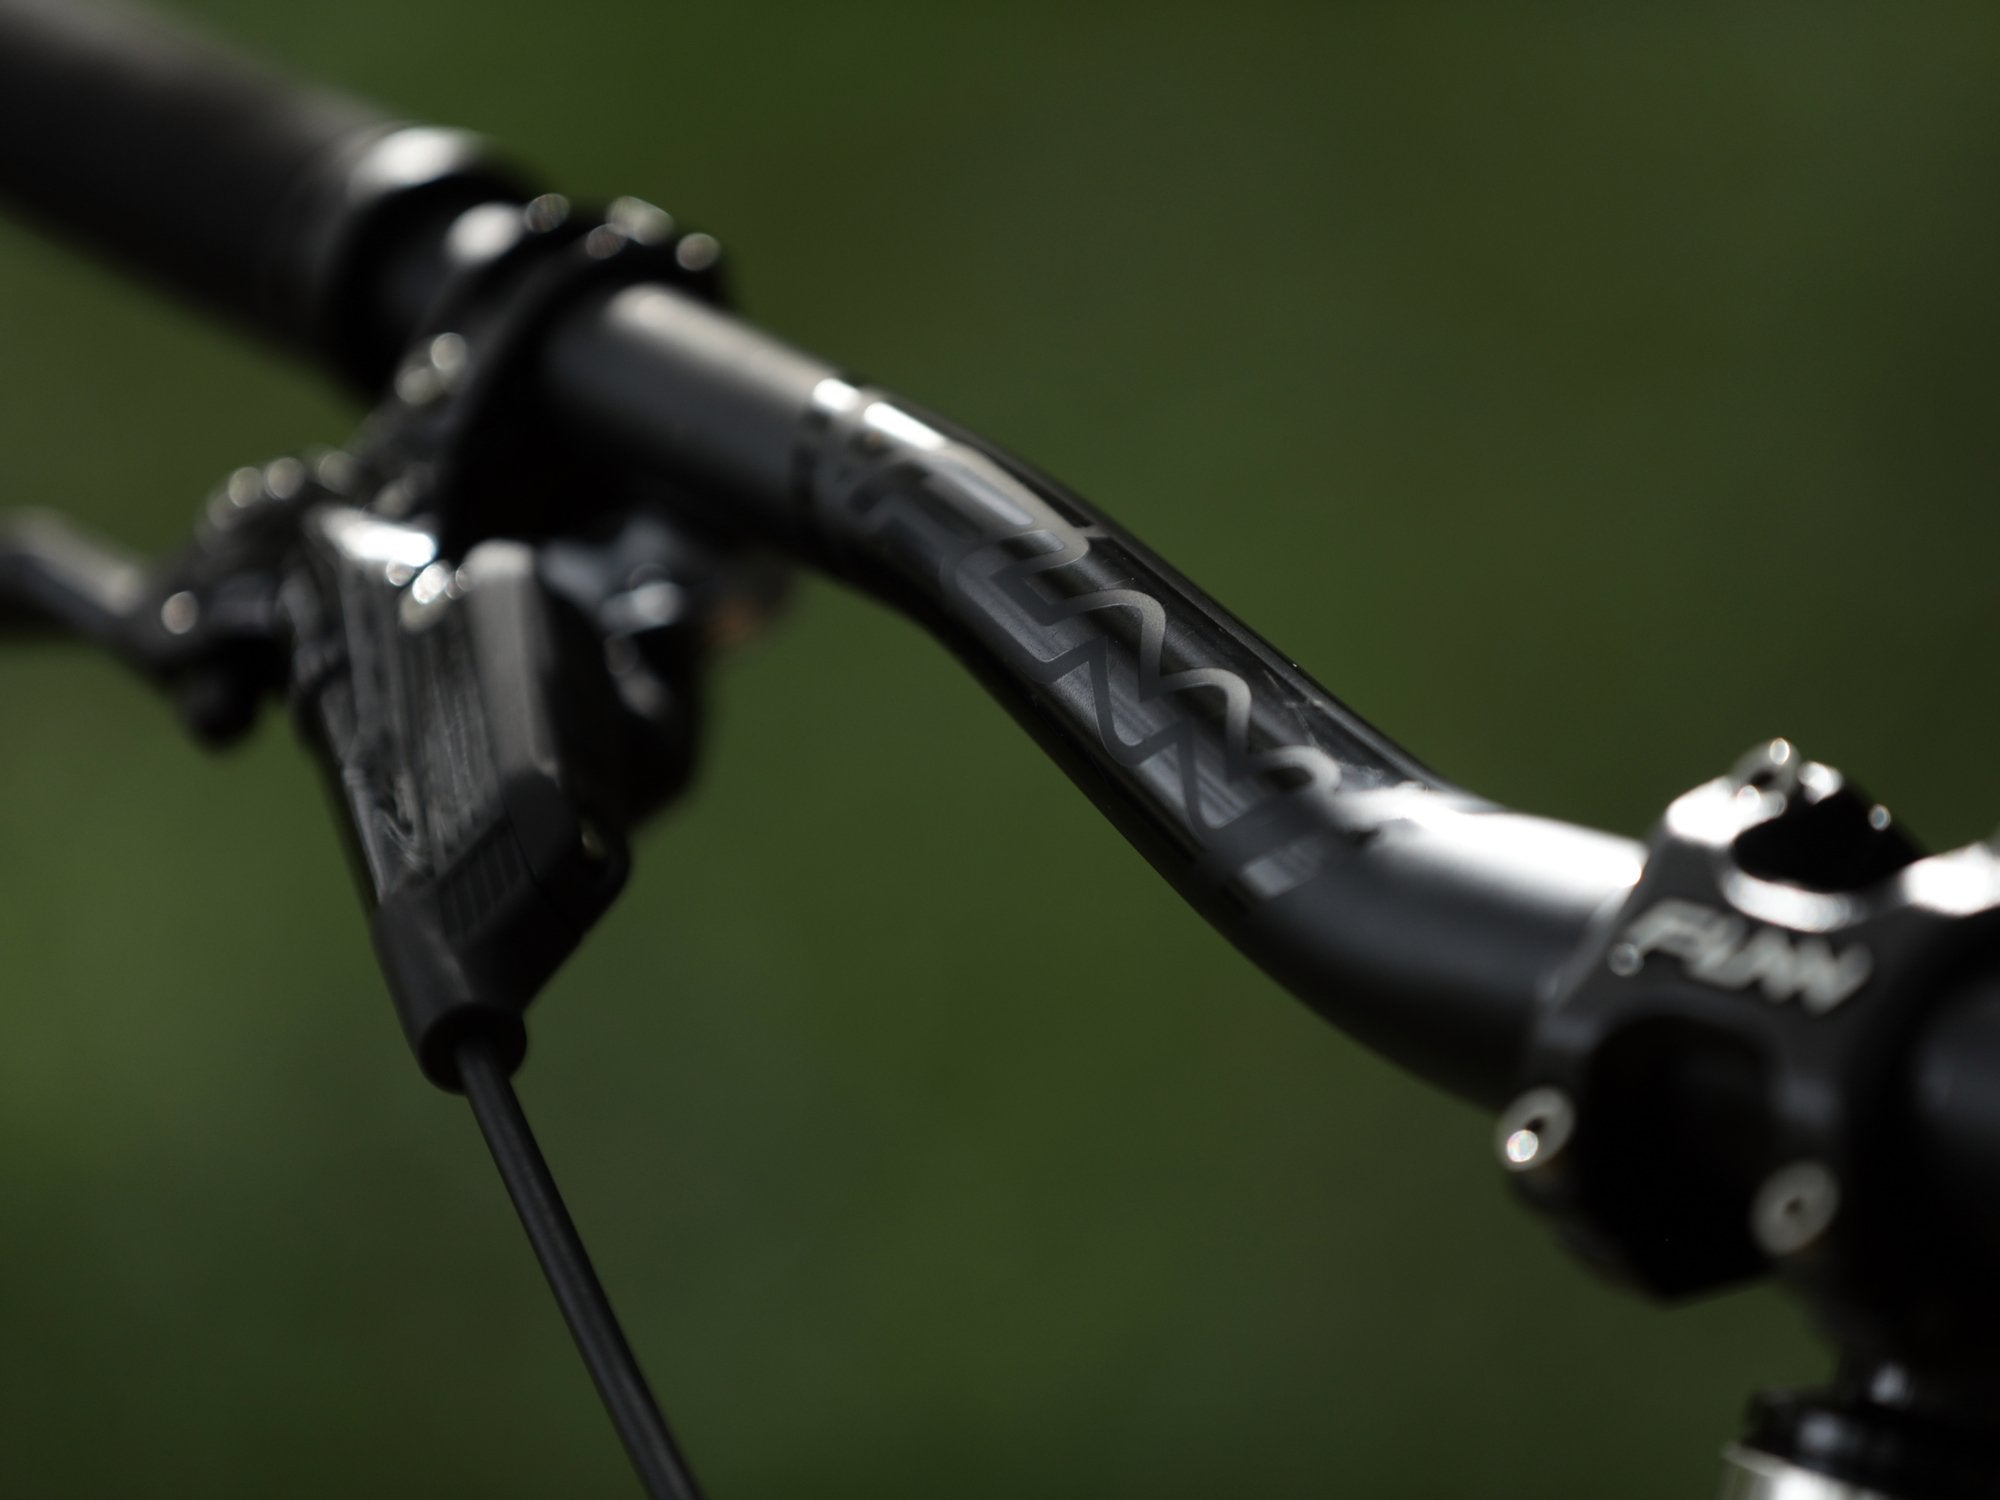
[803, 392, 1356, 893]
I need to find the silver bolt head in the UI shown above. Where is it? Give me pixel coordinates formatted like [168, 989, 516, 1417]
[675, 232, 721, 272]
[394, 361, 441, 406]
[1751, 1160, 1841, 1258]
[1495, 1087, 1576, 1174]
[607, 196, 674, 244]
[399, 561, 457, 633]
[160, 591, 201, 636]
[263, 455, 307, 501]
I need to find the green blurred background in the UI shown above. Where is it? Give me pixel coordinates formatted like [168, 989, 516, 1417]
[2, 2, 1998, 1494]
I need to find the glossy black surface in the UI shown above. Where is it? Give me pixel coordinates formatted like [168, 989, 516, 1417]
[1514, 745, 2000, 1378]
[796, 378, 1646, 1104]
[0, 0, 1651, 1104]
[550, 286, 1644, 1106]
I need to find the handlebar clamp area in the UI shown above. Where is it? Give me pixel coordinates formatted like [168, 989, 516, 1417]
[1499, 738, 2000, 1492]
[0, 196, 780, 1090]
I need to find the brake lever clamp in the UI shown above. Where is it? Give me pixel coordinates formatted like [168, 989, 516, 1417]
[282, 496, 707, 1087]
[357, 190, 734, 558]
[276, 197, 778, 1084]
[0, 198, 783, 1089]
[1500, 738, 2000, 1494]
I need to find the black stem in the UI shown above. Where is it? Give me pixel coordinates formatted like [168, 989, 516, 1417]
[457, 1036, 704, 1500]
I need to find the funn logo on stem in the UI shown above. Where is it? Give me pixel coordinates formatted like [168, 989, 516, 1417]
[1606, 898, 1872, 1015]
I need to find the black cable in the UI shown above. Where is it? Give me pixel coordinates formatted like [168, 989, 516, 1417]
[457, 1036, 705, 1500]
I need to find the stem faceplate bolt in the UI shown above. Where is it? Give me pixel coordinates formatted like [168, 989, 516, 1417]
[1495, 1087, 1576, 1173]
[1751, 1160, 1841, 1257]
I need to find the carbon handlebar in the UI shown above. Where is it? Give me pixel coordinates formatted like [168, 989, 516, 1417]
[544, 286, 1646, 1107]
[16, 0, 2000, 1189]
[0, 0, 1712, 1109]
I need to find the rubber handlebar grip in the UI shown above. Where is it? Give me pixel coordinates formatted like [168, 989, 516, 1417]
[0, 0, 392, 346]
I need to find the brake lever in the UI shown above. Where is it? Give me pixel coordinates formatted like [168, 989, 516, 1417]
[285, 498, 711, 1084]
[0, 455, 338, 742]
[0, 182, 785, 1498]
[0, 446, 741, 1086]
[0, 460, 734, 1495]
[0, 454, 542, 755]
[0, 190, 791, 1095]
[0, 509, 148, 640]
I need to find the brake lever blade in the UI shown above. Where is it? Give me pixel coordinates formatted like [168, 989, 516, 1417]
[0, 509, 150, 649]
[286, 503, 643, 1086]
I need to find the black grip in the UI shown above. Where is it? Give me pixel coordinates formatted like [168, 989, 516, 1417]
[0, 0, 530, 380]
[0, 0, 393, 341]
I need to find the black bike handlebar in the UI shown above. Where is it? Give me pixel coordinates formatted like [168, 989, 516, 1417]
[22, 0, 2000, 1153]
[0, 0, 1651, 1109]
[544, 284, 1645, 1107]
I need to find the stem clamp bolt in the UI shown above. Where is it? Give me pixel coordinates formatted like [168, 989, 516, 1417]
[1495, 1087, 1576, 1173]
